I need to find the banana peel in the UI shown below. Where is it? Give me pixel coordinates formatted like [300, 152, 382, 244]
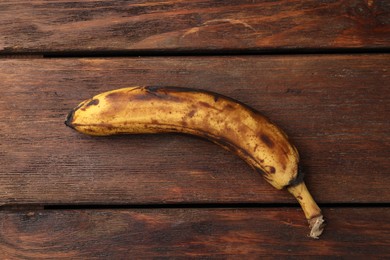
[66, 86, 325, 238]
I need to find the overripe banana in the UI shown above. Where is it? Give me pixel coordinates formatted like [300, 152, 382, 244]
[65, 86, 325, 238]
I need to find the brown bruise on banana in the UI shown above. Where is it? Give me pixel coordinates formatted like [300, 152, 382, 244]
[260, 134, 274, 148]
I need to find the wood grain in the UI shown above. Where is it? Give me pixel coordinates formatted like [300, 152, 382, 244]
[0, 55, 389, 205]
[1, 208, 389, 258]
[0, 0, 389, 53]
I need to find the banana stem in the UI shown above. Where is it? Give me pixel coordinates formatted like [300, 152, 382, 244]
[287, 182, 325, 239]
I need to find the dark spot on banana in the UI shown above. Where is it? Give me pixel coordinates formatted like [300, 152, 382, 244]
[151, 119, 159, 124]
[297, 195, 303, 200]
[198, 101, 212, 108]
[260, 134, 274, 148]
[238, 124, 248, 135]
[287, 165, 305, 187]
[214, 95, 219, 102]
[187, 110, 196, 118]
[86, 99, 99, 107]
[268, 166, 276, 174]
[281, 163, 287, 170]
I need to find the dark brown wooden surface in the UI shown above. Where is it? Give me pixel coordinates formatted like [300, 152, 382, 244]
[1, 1, 389, 257]
[1, 208, 389, 258]
[0, 55, 389, 205]
[1, 0, 389, 53]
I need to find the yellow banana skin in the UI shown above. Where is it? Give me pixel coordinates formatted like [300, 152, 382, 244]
[66, 86, 324, 238]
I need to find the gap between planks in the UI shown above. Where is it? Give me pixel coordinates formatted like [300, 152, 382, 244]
[1, 203, 389, 212]
[0, 48, 390, 59]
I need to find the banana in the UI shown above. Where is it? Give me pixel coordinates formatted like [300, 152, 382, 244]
[65, 86, 324, 238]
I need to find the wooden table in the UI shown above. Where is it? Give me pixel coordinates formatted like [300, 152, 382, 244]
[1, 1, 389, 258]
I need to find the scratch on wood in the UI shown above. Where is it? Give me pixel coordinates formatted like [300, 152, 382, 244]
[182, 19, 256, 38]
[182, 27, 201, 38]
[204, 19, 256, 32]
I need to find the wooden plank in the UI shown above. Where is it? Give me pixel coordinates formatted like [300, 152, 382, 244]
[0, 55, 389, 205]
[0, 0, 389, 53]
[0, 208, 389, 258]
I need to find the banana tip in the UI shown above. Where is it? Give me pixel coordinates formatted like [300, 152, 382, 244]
[65, 109, 75, 129]
[308, 215, 325, 239]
